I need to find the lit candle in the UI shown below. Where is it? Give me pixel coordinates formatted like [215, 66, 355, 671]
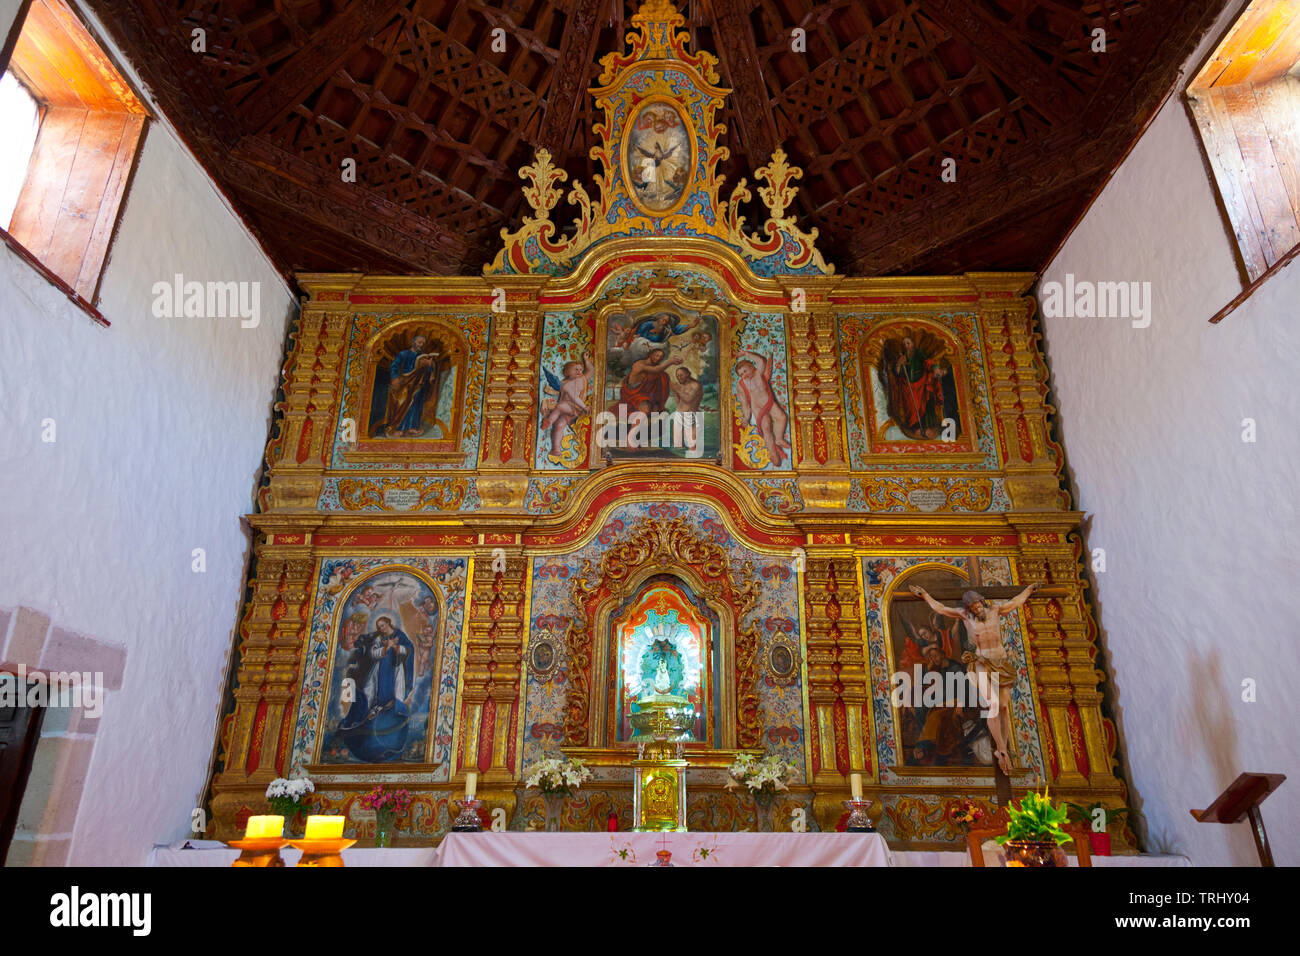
[465, 771, 478, 801]
[850, 773, 863, 801]
[245, 815, 283, 839]
[304, 815, 345, 840]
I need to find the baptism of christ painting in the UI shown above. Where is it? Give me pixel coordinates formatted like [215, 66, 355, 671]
[602, 307, 720, 460]
[626, 102, 692, 213]
[319, 570, 442, 765]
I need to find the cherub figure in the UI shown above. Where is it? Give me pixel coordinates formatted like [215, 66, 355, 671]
[541, 354, 593, 455]
[735, 350, 792, 467]
[689, 330, 713, 357]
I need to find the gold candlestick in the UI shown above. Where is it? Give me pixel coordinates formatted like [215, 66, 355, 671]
[288, 837, 357, 867]
[227, 837, 289, 867]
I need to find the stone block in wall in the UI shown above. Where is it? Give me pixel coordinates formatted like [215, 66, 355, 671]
[3, 836, 71, 866]
[4, 607, 50, 665]
[15, 729, 94, 838]
[40, 627, 126, 691]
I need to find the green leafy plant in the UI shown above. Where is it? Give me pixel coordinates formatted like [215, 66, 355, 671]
[997, 790, 1073, 847]
[1066, 801, 1129, 833]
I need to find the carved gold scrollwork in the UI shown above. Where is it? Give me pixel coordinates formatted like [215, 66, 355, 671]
[562, 517, 762, 747]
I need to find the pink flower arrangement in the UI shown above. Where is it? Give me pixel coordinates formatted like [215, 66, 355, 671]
[948, 799, 986, 831]
[358, 786, 412, 816]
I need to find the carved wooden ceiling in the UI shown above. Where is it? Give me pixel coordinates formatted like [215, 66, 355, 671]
[84, 0, 1230, 278]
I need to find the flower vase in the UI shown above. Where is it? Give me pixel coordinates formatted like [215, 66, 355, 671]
[1002, 839, 1068, 867]
[374, 808, 397, 848]
[752, 789, 776, 832]
[543, 791, 566, 832]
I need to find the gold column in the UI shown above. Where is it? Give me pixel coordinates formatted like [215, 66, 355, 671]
[779, 277, 849, 510]
[973, 274, 1065, 512]
[477, 276, 547, 509]
[211, 532, 319, 838]
[457, 547, 529, 786]
[263, 276, 354, 511]
[802, 556, 869, 786]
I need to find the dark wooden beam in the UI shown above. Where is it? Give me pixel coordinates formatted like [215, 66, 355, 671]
[240, 0, 409, 135]
[710, 0, 779, 164]
[847, 129, 1105, 273]
[850, 0, 1231, 275]
[233, 136, 471, 272]
[917, 0, 1082, 123]
[536, 0, 608, 156]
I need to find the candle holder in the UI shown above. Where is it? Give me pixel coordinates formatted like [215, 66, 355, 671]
[451, 798, 483, 832]
[844, 799, 876, 833]
[287, 837, 356, 867]
[227, 837, 289, 867]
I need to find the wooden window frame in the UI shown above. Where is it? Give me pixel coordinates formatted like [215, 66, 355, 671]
[1186, 0, 1300, 322]
[0, 0, 150, 325]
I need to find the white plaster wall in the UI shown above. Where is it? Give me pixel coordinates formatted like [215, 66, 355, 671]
[0, 5, 294, 865]
[1039, 8, 1300, 866]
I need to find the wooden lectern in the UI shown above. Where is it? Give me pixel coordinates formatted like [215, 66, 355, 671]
[1190, 772, 1286, 866]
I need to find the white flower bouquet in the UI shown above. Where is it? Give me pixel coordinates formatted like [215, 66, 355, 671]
[265, 776, 315, 821]
[525, 754, 593, 795]
[727, 753, 792, 794]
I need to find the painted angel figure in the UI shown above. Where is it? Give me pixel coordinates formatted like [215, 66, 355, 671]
[735, 350, 792, 467]
[541, 353, 593, 457]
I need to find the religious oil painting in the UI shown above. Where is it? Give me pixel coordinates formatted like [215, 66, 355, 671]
[626, 101, 692, 214]
[319, 570, 443, 764]
[887, 570, 994, 770]
[733, 348, 793, 468]
[365, 325, 462, 446]
[602, 307, 720, 460]
[540, 350, 594, 467]
[611, 578, 718, 744]
[874, 328, 961, 442]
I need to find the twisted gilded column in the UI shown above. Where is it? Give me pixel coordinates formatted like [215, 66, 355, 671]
[974, 274, 1066, 512]
[802, 556, 870, 785]
[478, 277, 547, 508]
[210, 532, 318, 837]
[457, 547, 528, 785]
[262, 276, 353, 510]
[779, 277, 849, 510]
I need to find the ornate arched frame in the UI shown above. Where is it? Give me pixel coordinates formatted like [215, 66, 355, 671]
[588, 280, 743, 464]
[351, 317, 470, 460]
[619, 96, 699, 220]
[310, 564, 446, 771]
[879, 561, 1041, 777]
[859, 318, 978, 458]
[560, 512, 767, 752]
[591, 566, 731, 749]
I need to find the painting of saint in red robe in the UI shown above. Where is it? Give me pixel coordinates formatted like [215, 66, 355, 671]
[876, 331, 960, 441]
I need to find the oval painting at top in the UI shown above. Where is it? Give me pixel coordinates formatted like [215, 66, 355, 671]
[626, 102, 692, 214]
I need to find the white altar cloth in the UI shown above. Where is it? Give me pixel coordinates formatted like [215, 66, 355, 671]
[148, 845, 440, 867]
[147, 838, 1187, 867]
[435, 831, 891, 867]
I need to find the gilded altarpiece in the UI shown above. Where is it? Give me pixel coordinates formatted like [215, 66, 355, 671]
[206, 0, 1131, 849]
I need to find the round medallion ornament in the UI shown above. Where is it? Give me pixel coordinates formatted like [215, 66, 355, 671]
[624, 99, 694, 216]
[765, 634, 800, 686]
[529, 631, 561, 683]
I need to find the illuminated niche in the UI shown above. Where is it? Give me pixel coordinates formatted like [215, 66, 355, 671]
[609, 576, 720, 745]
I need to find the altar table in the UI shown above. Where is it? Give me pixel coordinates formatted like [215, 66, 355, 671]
[147, 836, 1186, 867]
[434, 831, 891, 867]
